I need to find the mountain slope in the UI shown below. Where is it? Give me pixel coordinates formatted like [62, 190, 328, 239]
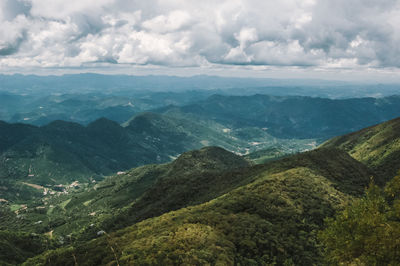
[0, 231, 50, 266]
[23, 147, 373, 265]
[0, 147, 251, 239]
[0, 114, 260, 202]
[7, 117, 400, 265]
[322, 117, 400, 184]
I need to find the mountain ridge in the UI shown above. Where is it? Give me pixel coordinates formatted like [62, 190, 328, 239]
[322, 116, 400, 184]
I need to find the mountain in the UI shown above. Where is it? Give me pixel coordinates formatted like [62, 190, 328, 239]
[21, 147, 373, 265]
[321, 117, 400, 184]
[0, 117, 187, 202]
[1, 113, 296, 203]
[2, 91, 214, 126]
[2, 74, 400, 126]
[1, 147, 251, 239]
[157, 94, 400, 139]
[2, 114, 400, 264]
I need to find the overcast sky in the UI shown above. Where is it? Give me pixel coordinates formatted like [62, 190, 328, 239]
[1, 0, 400, 81]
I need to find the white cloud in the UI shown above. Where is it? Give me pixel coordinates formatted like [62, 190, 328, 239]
[0, 0, 400, 75]
[142, 10, 192, 33]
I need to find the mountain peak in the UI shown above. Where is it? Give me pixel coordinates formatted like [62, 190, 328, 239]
[42, 120, 84, 131]
[124, 112, 163, 128]
[87, 117, 122, 130]
[170, 146, 249, 174]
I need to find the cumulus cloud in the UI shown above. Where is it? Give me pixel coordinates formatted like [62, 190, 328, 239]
[0, 0, 400, 72]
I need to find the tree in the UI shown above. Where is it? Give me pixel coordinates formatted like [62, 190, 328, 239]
[319, 174, 400, 265]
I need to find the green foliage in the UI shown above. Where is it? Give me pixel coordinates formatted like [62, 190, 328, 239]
[24, 148, 370, 265]
[0, 147, 251, 241]
[244, 146, 289, 164]
[319, 173, 400, 265]
[58, 147, 250, 241]
[4, 114, 400, 265]
[0, 111, 316, 204]
[0, 230, 51, 265]
[78, 147, 369, 244]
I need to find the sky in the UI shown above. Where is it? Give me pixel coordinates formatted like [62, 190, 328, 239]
[1, 0, 400, 81]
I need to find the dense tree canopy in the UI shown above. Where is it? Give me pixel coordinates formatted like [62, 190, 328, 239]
[320, 174, 400, 265]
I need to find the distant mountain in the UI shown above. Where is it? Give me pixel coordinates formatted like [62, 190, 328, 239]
[1, 74, 400, 125]
[1, 73, 400, 98]
[158, 94, 400, 139]
[1, 91, 214, 126]
[322, 117, 400, 184]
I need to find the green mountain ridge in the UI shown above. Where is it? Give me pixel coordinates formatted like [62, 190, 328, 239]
[322, 116, 400, 184]
[22, 147, 372, 265]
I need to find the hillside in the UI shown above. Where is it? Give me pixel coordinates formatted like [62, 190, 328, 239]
[0, 116, 238, 202]
[322, 117, 400, 184]
[21, 147, 373, 265]
[0, 112, 316, 202]
[0, 147, 250, 239]
[2, 117, 400, 265]
[0, 231, 51, 266]
[157, 94, 400, 139]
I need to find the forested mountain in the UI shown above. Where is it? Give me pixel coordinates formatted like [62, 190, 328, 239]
[0, 114, 246, 202]
[1, 97, 400, 265]
[158, 94, 400, 138]
[0, 108, 318, 202]
[2, 114, 397, 264]
[1, 74, 400, 127]
[19, 146, 372, 265]
[1, 0, 400, 263]
[0, 90, 214, 126]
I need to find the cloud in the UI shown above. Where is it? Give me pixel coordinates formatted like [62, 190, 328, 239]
[0, 14, 28, 56]
[0, 0, 400, 72]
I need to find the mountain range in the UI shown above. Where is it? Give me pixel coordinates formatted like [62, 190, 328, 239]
[157, 94, 400, 138]
[1, 115, 400, 265]
[3, 93, 400, 204]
